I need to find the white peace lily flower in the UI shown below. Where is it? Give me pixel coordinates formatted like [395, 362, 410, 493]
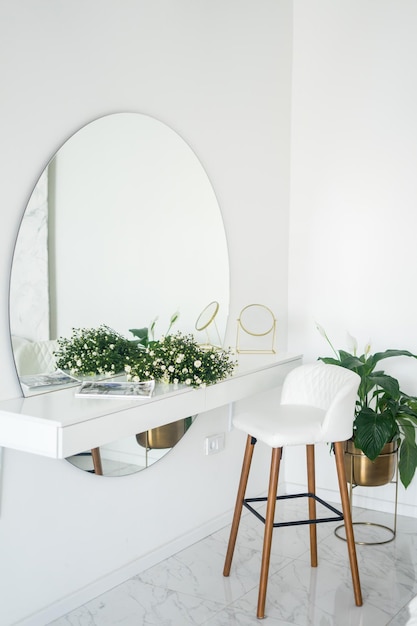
[364, 341, 372, 357]
[346, 332, 358, 356]
[315, 322, 339, 358]
[315, 322, 327, 339]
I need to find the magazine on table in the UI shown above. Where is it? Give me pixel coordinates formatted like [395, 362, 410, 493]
[20, 370, 80, 389]
[75, 379, 155, 399]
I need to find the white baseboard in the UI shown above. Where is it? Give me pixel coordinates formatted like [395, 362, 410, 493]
[284, 481, 417, 519]
[15, 510, 234, 626]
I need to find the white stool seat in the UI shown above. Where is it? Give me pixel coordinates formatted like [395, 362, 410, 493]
[233, 405, 326, 447]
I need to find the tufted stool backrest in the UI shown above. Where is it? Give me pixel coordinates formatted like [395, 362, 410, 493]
[281, 362, 360, 442]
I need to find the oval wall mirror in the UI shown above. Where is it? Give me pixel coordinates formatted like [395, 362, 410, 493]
[9, 112, 229, 476]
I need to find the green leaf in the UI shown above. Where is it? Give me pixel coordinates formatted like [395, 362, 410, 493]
[367, 349, 417, 368]
[129, 327, 149, 347]
[354, 408, 395, 460]
[338, 352, 365, 369]
[368, 373, 400, 398]
[398, 436, 417, 489]
[319, 357, 343, 366]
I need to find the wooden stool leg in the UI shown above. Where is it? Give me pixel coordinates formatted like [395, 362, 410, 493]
[223, 435, 256, 577]
[306, 444, 318, 567]
[91, 447, 103, 475]
[334, 440, 363, 606]
[257, 446, 281, 619]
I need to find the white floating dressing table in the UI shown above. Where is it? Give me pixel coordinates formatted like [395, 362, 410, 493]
[0, 353, 302, 461]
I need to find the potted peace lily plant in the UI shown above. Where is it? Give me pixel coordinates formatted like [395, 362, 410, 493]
[317, 324, 417, 489]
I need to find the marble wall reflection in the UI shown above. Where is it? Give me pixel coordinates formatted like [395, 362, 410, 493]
[10, 169, 50, 342]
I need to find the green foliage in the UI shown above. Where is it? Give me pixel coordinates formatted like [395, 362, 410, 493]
[55, 320, 237, 391]
[129, 310, 180, 347]
[54, 325, 141, 376]
[318, 325, 417, 488]
[125, 331, 236, 388]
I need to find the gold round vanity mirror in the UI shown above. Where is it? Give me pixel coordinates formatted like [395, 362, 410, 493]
[195, 300, 222, 348]
[236, 304, 276, 354]
[9, 112, 229, 476]
[195, 301, 219, 332]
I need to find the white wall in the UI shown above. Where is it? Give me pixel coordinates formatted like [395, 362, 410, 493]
[0, 2, 292, 624]
[288, 0, 417, 515]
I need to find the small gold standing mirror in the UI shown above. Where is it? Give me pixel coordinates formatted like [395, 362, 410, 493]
[195, 301, 222, 349]
[236, 304, 276, 354]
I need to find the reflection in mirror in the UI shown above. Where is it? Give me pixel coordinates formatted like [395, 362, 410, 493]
[9, 112, 229, 475]
[195, 300, 222, 348]
[67, 417, 196, 476]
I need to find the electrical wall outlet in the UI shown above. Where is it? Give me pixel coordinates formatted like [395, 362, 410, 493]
[205, 433, 225, 455]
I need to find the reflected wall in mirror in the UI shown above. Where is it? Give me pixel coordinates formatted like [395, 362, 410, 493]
[9, 112, 229, 475]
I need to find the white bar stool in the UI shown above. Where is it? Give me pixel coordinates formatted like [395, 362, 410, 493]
[223, 362, 363, 619]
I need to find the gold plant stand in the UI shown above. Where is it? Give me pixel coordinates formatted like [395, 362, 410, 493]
[335, 443, 398, 545]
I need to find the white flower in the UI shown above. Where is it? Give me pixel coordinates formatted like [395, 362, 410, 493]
[125, 365, 132, 373]
[194, 360, 202, 368]
[168, 365, 175, 373]
[76, 359, 82, 366]
[185, 378, 191, 385]
[316, 322, 327, 339]
[346, 332, 358, 356]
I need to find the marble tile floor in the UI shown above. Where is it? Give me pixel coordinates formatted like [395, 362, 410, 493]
[49, 498, 417, 625]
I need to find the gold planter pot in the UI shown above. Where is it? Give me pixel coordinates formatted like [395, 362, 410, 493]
[344, 440, 397, 487]
[136, 418, 188, 450]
